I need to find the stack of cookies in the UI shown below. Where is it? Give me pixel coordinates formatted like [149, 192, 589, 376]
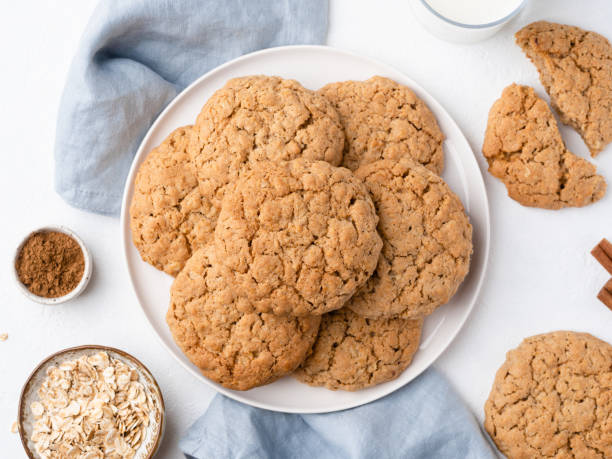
[130, 75, 473, 391]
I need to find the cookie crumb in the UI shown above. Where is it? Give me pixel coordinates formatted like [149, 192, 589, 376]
[10, 421, 17, 433]
[0, 333, 7, 342]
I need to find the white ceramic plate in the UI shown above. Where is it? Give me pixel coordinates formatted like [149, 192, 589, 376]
[120, 45, 490, 414]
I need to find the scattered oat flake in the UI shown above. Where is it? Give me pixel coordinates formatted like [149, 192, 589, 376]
[0, 333, 7, 341]
[10, 421, 18, 433]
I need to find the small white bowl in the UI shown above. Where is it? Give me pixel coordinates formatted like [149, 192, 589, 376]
[410, 0, 528, 44]
[13, 226, 93, 305]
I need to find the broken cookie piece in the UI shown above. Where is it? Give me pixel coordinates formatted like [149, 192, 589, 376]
[516, 21, 612, 156]
[482, 83, 606, 209]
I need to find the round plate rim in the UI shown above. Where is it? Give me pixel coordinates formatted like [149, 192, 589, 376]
[119, 44, 491, 414]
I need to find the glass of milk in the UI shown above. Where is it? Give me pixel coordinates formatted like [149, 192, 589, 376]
[410, 0, 527, 43]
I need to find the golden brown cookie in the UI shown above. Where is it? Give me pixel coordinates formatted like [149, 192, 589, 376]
[348, 158, 472, 319]
[319, 76, 445, 174]
[294, 308, 422, 391]
[484, 331, 612, 459]
[130, 126, 216, 276]
[516, 21, 612, 156]
[482, 84, 606, 209]
[166, 245, 321, 391]
[214, 158, 383, 317]
[189, 75, 345, 236]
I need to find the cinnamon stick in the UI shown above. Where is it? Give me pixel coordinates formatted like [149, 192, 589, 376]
[597, 279, 612, 311]
[591, 238, 612, 275]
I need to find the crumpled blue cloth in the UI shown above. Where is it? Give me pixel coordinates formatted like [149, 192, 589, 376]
[181, 368, 496, 459]
[54, 0, 328, 215]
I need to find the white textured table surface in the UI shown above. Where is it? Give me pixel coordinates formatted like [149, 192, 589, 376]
[1, 1, 612, 457]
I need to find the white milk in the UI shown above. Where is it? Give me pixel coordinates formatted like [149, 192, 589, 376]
[425, 0, 524, 25]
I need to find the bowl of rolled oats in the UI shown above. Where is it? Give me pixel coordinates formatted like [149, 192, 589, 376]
[17, 346, 165, 459]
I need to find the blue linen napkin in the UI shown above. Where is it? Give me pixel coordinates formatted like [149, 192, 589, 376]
[181, 368, 496, 459]
[54, 0, 328, 215]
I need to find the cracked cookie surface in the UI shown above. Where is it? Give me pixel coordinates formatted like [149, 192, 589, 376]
[294, 308, 422, 391]
[348, 158, 472, 319]
[214, 158, 382, 316]
[318, 76, 444, 174]
[167, 245, 321, 391]
[482, 84, 606, 209]
[516, 21, 612, 156]
[189, 75, 345, 238]
[130, 126, 216, 276]
[484, 331, 612, 459]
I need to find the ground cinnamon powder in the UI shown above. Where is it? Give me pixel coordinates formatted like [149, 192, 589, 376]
[15, 231, 85, 298]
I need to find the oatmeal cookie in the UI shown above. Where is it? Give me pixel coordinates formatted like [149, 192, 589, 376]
[294, 308, 422, 391]
[516, 21, 612, 155]
[482, 84, 606, 209]
[484, 331, 612, 459]
[319, 76, 444, 174]
[214, 158, 382, 316]
[130, 126, 216, 276]
[189, 75, 344, 235]
[167, 246, 321, 391]
[348, 158, 472, 319]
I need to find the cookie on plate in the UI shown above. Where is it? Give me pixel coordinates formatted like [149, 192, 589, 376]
[130, 126, 216, 276]
[348, 157, 472, 319]
[319, 76, 445, 174]
[484, 331, 612, 459]
[166, 245, 321, 391]
[482, 84, 606, 209]
[294, 308, 423, 391]
[189, 75, 345, 235]
[214, 158, 382, 316]
[516, 21, 612, 155]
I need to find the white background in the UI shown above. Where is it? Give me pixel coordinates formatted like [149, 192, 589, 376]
[1, 1, 611, 457]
